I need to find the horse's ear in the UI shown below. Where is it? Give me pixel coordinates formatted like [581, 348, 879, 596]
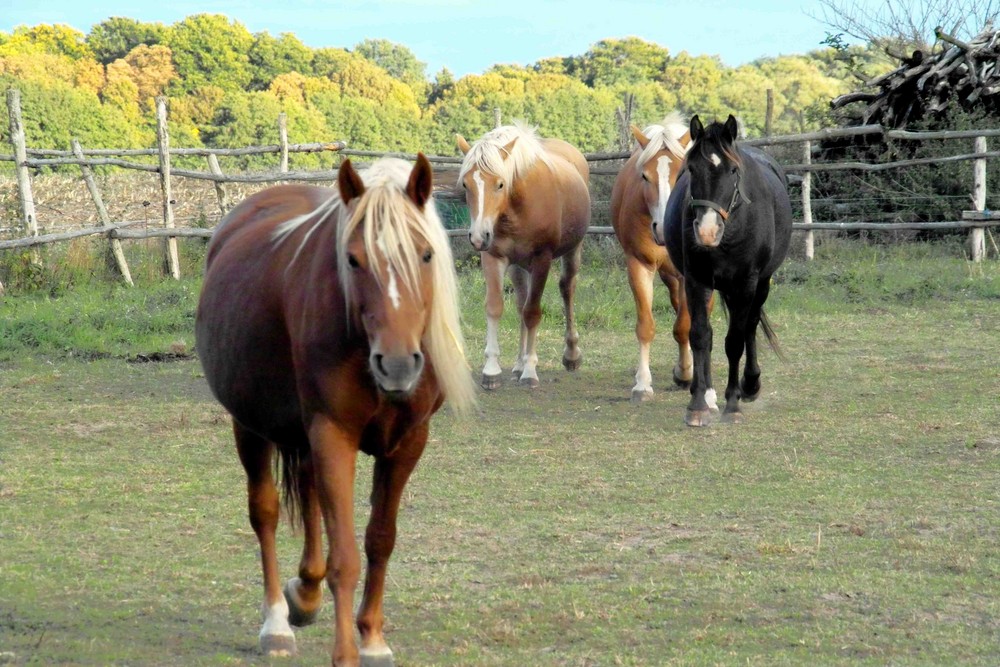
[406, 153, 434, 210]
[501, 136, 518, 159]
[456, 134, 471, 155]
[724, 115, 739, 143]
[689, 115, 704, 142]
[337, 158, 365, 206]
[630, 125, 650, 149]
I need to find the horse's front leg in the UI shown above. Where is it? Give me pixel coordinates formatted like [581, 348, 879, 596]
[309, 416, 362, 667]
[627, 257, 657, 401]
[481, 253, 508, 390]
[721, 287, 755, 422]
[356, 423, 429, 667]
[741, 278, 772, 402]
[509, 265, 530, 377]
[559, 243, 583, 372]
[684, 279, 715, 427]
[661, 268, 692, 388]
[518, 253, 553, 387]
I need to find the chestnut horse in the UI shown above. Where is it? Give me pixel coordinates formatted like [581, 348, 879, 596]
[611, 113, 719, 405]
[654, 115, 792, 426]
[196, 155, 476, 666]
[456, 123, 591, 389]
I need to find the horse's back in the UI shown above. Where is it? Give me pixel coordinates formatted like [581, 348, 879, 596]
[199, 184, 338, 440]
[744, 147, 793, 269]
[541, 137, 590, 183]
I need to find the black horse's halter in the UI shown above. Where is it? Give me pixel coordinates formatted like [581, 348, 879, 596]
[689, 167, 752, 221]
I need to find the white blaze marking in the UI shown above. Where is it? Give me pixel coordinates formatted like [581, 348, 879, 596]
[654, 155, 672, 222]
[710, 153, 722, 167]
[472, 170, 485, 222]
[387, 266, 401, 310]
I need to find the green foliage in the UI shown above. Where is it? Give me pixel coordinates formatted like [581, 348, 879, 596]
[248, 31, 314, 91]
[164, 14, 254, 94]
[86, 17, 166, 64]
[569, 37, 671, 87]
[353, 38, 428, 99]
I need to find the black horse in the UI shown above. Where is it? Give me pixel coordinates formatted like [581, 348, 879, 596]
[652, 114, 792, 427]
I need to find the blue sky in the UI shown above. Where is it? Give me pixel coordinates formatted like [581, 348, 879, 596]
[3, 1, 837, 77]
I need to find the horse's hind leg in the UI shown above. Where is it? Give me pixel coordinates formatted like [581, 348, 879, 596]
[284, 455, 325, 628]
[233, 421, 296, 656]
[660, 268, 692, 388]
[559, 243, 583, 372]
[356, 424, 429, 667]
[721, 290, 756, 422]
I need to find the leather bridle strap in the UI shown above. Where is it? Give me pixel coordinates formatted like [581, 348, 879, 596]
[689, 169, 751, 221]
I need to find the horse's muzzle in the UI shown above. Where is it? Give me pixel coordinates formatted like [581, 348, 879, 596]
[370, 351, 425, 395]
[469, 230, 492, 251]
[693, 211, 724, 247]
[651, 220, 665, 246]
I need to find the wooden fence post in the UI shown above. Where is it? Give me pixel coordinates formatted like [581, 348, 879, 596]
[206, 153, 231, 217]
[765, 89, 774, 138]
[802, 139, 814, 260]
[155, 96, 180, 279]
[7, 88, 39, 263]
[971, 136, 987, 262]
[278, 112, 289, 173]
[71, 138, 133, 285]
[493, 107, 502, 129]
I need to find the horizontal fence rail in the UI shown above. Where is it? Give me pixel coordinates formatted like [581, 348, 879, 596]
[1, 89, 996, 277]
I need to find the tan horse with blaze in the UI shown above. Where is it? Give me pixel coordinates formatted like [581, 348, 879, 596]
[611, 112, 717, 406]
[456, 123, 591, 389]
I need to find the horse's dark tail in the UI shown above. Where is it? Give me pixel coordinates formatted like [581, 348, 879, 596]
[276, 442, 309, 530]
[759, 308, 787, 362]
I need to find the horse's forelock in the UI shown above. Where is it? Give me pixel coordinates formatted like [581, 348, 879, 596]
[457, 122, 551, 185]
[689, 123, 743, 170]
[635, 113, 690, 174]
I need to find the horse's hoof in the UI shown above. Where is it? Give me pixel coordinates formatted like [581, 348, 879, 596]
[260, 633, 297, 657]
[519, 376, 540, 388]
[360, 646, 395, 667]
[562, 355, 582, 371]
[481, 373, 502, 390]
[631, 388, 654, 403]
[672, 375, 692, 389]
[283, 578, 320, 628]
[721, 410, 744, 424]
[741, 383, 761, 402]
[685, 409, 712, 427]
[672, 367, 693, 388]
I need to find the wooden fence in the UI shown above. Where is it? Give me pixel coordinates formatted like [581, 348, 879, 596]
[2, 90, 998, 287]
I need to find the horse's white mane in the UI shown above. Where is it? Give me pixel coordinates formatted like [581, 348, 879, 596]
[635, 111, 690, 175]
[457, 121, 554, 185]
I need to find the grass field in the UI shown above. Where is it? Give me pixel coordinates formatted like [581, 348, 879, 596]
[1, 239, 998, 665]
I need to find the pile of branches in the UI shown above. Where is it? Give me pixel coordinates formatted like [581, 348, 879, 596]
[831, 25, 1000, 127]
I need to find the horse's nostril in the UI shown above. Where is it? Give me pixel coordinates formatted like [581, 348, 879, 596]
[373, 353, 386, 376]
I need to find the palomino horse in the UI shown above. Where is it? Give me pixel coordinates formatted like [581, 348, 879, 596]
[611, 112, 717, 405]
[456, 123, 591, 389]
[196, 156, 476, 666]
[654, 115, 792, 426]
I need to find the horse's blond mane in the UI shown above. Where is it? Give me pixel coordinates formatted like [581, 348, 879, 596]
[457, 121, 554, 186]
[635, 111, 690, 175]
[275, 158, 476, 414]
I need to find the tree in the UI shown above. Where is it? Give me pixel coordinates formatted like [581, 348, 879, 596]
[121, 44, 177, 110]
[571, 38, 670, 87]
[248, 31, 314, 90]
[86, 17, 166, 64]
[353, 38, 428, 98]
[1, 24, 91, 59]
[661, 52, 726, 118]
[165, 14, 254, 94]
[812, 0, 999, 55]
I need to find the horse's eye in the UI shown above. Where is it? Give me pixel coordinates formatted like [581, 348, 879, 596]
[347, 254, 360, 269]
[422, 249, 433, 263]
[641, 173, 649, 182]
[496, 181, 504, 190]
[462, 181, 467, 189]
